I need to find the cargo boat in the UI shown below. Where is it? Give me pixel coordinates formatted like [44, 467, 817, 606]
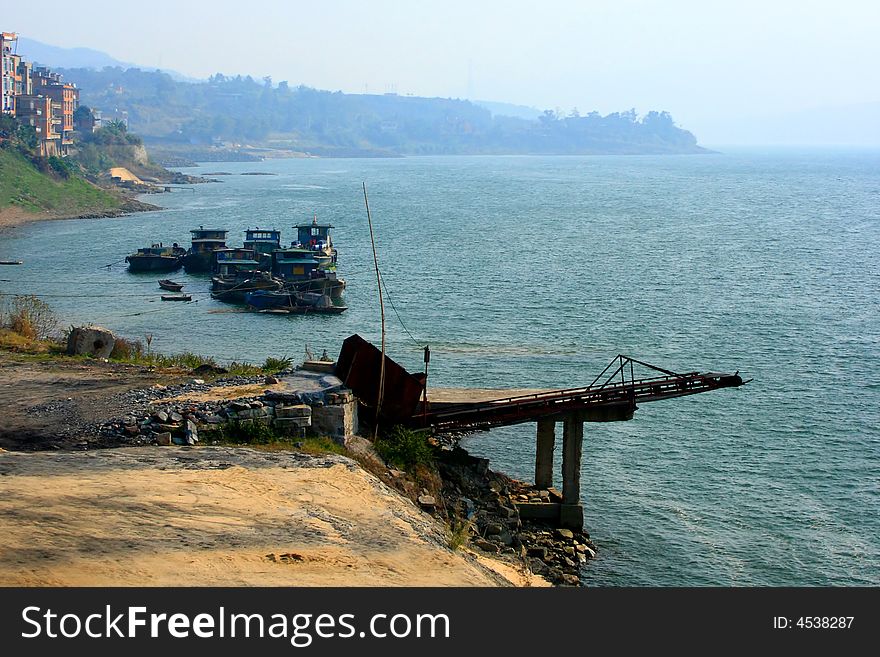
[243, 228, 282, 270]
[183, 227, 228, 273]
[125, 243, 186, 273]
[272, 216, 345, 299]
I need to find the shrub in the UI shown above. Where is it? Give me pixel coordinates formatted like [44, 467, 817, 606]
[48, 156, 76, 179]
[374, 425, 434, 471]
[5, 295, 58, 340]
[110, 336, 145, 360]
[218, 420, 280, 445]
[262, 355, 292, 373]
[447, 519, 472, 551]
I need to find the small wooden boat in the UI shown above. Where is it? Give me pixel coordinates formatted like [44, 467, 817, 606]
[158, 279, 184, 292]
[161, 294, 192, 301]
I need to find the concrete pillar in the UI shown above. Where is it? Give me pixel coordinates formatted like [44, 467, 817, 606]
[535, 419, 555, 489]
[561, 415, 583, 504]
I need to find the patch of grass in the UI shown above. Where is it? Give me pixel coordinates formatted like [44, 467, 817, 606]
[108, 348, 220, 371]
[227, 361, 263, 376]
[0, 328, 63, 354]
[213, 422, 346, 456]
[299, 436, 346, 456]
[262, 356, 293, 373]
[374, 425, 435, 472]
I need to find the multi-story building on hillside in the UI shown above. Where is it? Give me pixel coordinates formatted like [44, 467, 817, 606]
[14, 94, 60, 155]
[1, 32, 80, 155]
[34, 67, 78, 154]
[1, 32, 17, 115]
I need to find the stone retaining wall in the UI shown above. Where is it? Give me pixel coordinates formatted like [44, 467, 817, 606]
[109, 387, 358, 446]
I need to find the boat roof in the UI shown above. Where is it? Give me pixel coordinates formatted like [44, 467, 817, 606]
[275, 255, 320, 264]
[294, 223, 334, 229]
[191, 228, 228, 234]
[217, 259, 260, 265]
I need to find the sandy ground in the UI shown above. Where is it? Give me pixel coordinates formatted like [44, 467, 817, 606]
[0, 354, 179, 450]
[0, 446, 536, 587]
[0, 206, 47, 230]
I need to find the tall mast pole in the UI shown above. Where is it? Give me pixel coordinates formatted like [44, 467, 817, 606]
[363, 182, 386, 440]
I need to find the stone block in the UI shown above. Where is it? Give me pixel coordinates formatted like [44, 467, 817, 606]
[152, 423, 180, 433]
[274, 417, 311, 429]
[474, 539, 499, 553]
[310, 399, 358, 439]
[154, 432, 172, 446]
[66, 326, 115, 358]
[275, 404, 311, 419]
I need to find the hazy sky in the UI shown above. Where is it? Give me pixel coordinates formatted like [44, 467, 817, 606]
[5, 0, 880, 144]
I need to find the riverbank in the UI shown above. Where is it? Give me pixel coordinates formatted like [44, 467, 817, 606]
[0, 348, 558, 586]
[0, 197, 159, 232]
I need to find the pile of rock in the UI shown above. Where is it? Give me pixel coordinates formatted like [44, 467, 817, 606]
[436, 446, 596, 586]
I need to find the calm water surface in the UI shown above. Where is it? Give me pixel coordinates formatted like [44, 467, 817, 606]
[1, 150, 878, 586]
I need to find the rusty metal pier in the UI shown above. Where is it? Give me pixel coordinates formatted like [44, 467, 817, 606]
[337, 337, 747, 531]
[411, 355, 746, 530]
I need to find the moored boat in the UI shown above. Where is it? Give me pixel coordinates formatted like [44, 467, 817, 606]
[158, 279, 184, 292]
[125, 243, 186, 273]
[183, 227, 228, 273]
[245, 289, 347, 314]
[211, 271, 282, 303]
[272, 216, 345, 299]
[243, 228, 282, 270]
[161, 294, 192, 301]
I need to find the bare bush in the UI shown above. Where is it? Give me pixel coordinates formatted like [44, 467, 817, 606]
[6, 295, 58, 340]
[109, 336, 145, 360]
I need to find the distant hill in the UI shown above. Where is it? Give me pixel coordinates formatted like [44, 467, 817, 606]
[474, 100, 543, 120]
[16, 37, 134, 71]
[16, 37, 196, 82]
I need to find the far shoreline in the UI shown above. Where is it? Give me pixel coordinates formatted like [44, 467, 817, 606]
[0, 197, 161, 233]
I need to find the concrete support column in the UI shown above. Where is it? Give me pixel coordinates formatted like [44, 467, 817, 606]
[560, 414, 585, 530]
[561, 415, 583, 504]
[534, 419, 555, 489]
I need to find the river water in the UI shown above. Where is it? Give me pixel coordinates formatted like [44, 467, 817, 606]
[1, 150, 878, 586]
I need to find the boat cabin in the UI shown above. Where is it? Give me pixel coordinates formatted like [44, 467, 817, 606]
[293, 217, 334, 252]
[243, 228, 282, 256]
[271, 248, 323, 280]
[190, 227, 228, 255]
[213, 247, 260, 277]
[136, 243, 178, 256]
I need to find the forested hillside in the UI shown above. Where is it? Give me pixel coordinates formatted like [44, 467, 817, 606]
[61, 67, 706, 156]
